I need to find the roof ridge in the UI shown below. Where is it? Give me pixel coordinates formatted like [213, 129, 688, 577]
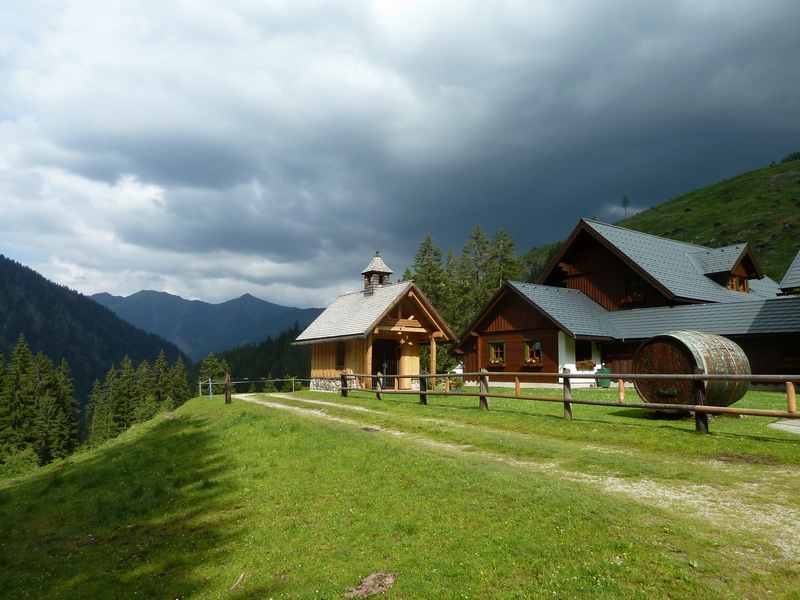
[583, 218, 711, 251]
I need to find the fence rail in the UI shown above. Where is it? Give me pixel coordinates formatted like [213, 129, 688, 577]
[201, 368, 800, 434]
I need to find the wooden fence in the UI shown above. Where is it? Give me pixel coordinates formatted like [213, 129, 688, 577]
[203, 369, 800, 434]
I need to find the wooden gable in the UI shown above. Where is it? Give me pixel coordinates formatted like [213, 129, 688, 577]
[542, 229, 672, 310]
[370, 285, 452, 341]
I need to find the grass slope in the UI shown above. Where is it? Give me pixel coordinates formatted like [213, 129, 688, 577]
[2, 391, 799, 598]
[619, 159, 800, 280]
[525, 159, 800, 281]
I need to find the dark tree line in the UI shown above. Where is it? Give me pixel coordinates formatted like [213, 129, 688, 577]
[197, 324, 309, 391]
[0, 254, 186, 406]
[0, 335, 79, 465]
[87, 351, 191, 446]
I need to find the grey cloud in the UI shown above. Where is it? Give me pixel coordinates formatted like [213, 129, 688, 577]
[1, 0, 799, 306]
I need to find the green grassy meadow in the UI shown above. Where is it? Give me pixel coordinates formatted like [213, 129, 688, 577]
[1, 388, 799, 599]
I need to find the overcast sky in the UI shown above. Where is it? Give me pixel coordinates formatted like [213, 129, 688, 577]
[2, 1, 799, 307]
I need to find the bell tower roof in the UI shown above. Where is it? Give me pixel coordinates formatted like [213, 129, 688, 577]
[361, 252, 393, 275]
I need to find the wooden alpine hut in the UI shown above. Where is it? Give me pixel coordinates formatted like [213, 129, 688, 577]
[294, 253, 455, 391]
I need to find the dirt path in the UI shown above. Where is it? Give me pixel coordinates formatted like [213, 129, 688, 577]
[237, 393, 800, 561]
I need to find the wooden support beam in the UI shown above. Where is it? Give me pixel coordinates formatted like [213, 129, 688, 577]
[224, 372, 232, 404]
[479, 368, 489, 410]
[694, 369, 709, 434]
[787, 381, 797, 415]
[562, 368, 573, 420]
[365, 334, 373, 389]
[429, 334, 437, 388]
[617, 379, 625, 404]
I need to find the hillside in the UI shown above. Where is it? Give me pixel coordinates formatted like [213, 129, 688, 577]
[93, 290, 322, 361]
[0, 255, 185, 403]
[2, 390, 799, 597]
[524, 158, 800, 281]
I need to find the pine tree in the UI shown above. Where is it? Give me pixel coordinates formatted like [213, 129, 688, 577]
[411, 235, 446, 308]
[56, 359, 79, 454]
[488, 229, 522, 291]
[153, 350, 169, 406]
[113, 357, 136, 432]
[0, 335, 37, 455]
[88, 377, 114, 445]
[167, 357, 191, 409]
[133, 359, 158, 422]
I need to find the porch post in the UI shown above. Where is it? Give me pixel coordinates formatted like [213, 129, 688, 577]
[429, 333, 437, 388]
[365, 334, 373, 389]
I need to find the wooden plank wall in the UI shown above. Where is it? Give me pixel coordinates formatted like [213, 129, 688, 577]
[310, 339, 368, 378]
[461, 291, 560, 383]
[545, 232, 670, 310]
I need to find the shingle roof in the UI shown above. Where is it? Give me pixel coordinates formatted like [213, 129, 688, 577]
[508, 279, 800, 341]
[295, 281, 411, 343]
[508, 281, 618, 338]
[690, 244, 748, 275]
[582, 219, 780, 302]
[609, 296, 800, 339]
[361, 253, 393, 274]
[781, 250, 800, 291]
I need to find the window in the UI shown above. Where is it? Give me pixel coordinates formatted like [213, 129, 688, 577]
[488, 342, 506, 365]
[335, 341, 346, 369]
[524, 340, 543, 365]
[575, 340, 592, 363]
[727, 276, 748, 292]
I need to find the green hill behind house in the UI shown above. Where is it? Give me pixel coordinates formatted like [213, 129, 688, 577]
[524, 158, 800, 282]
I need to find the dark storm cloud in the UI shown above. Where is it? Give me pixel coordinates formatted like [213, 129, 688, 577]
[1, 1, 799, 305]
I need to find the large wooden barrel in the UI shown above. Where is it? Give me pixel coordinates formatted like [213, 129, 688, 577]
[633, 331, 750, 406]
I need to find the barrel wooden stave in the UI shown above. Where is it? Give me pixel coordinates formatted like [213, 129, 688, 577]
[633, 331, 750, 407]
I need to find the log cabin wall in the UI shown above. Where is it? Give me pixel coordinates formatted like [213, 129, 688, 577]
[544, 231, 671, 310]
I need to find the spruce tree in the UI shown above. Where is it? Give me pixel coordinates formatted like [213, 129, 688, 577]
[167, 357, 191, 409]
[88, 378, 113, 445]
[153, 350, 169, 406]
[488, 229, 522, 291]
[114, 357, 136, 432]
[56, 359, 79, 454]
[411, 235, 446, 308]
[133, 359, 158, 422]
[0, 335, 37, 455]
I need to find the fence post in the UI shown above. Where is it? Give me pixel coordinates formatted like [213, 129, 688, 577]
[617, 379, 625, 404]
[376, 372, 383, 400]
[444, 376, 450, 393]
[419, 374, 428, 405]
[786, 381, 797, 415]
[694, 369, 709, 434]
[208, 377, 212, 400]
[562, 368, 573, 420]
[224, 372, 232, 405]
[479, 368, 489, 410]
[198, 380, 201, 398]
[291, 377, 295, 393]
[514, 376, 521, 398]
[340, 373, 348, 398]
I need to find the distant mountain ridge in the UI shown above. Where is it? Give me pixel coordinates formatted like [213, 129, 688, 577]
[0, 255, 185, 404]
[93, 290, 323, 361]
